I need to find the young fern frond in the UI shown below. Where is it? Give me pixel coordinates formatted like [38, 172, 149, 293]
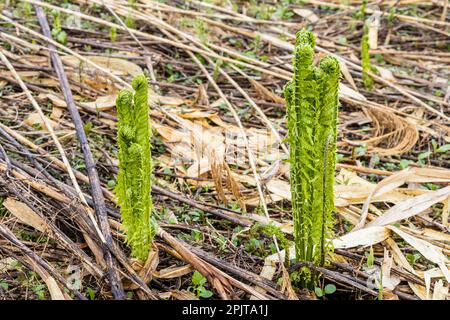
[360, 0, 368, 19]
[115, 74, 153, 261]
[285, 29, 340, 288]
[361, 22, 374, 90]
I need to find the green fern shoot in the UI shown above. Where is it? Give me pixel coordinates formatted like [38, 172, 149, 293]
[361, 22, 374, 90]
[284, 29, 340, 287]
[115, 74, 153, 261]
[357, 0, 374, 90]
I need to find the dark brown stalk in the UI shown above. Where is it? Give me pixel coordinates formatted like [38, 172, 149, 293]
[34, 5, 125, 300]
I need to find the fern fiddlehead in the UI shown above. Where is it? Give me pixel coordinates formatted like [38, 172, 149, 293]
[115, 74, 153, 261]
[285, 29, 340, 287]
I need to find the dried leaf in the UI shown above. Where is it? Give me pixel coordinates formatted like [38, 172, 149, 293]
[41, 93, 67, 107]
[293, 8, 319, 23]
[170, 289, 199, 300]
[81, 94, 117, 111]
[61, 55, 143, 77]
[24, 113, 59, 131]
[381, 249, 401, 291]
[335, 168, 412, 207]
[4, 198, 50, 234]
[339, 83, 367, 101]
[0, 258, 15, 273]
[367, 12, 381, 49]
[369, 186, 450, 227]
[421, 228, 450, 243]
[250, 79, 285, 104]
[356, 167, 450, 229]
[376, 66, 396, 82]
[356, 168, 414, 229]
[339, 58, 358, 92]
[332, 226, 390, 249]
[443, 197, 449, 226]
[50, 106, 64, 121]
[266, 179, 291, 201]
[191, 84, 209, 106]
[153, 265, 193, 279]
[149, 94, 185, 106]
[432, 280, 449, 300]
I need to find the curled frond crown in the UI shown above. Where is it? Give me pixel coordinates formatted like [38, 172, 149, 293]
[319, 56, 340, 77]
[295, 29, 316, 48]
[131, 74, 148, 91]
[116, 89, 133, 119]
[293, 43, 314, 70]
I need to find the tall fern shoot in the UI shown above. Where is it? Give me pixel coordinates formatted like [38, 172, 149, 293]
[361, 22, 374, 90]
[115, 74, 153, 261]
[284, 29, 340, 287]
[358, 0, 374, 90]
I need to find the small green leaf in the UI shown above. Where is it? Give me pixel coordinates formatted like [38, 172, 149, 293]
[399, 159, 411, 169]
[56, 31, 67, 45]
[356, 145, 367, 156]
[406, 252, 421, 265]
[33, 284, 46, 292]
[51, 28, 59, 38]
[314, 287, 323, 297]
[431, 139, 438, 151]
[163, 167, 172, 174]
[198, 277, 207, 286]
[87, 287, 95, 300]
[83, 122, 93, 135]
[192, 271, 204, 286]
[324, 284, 336, 295]
[336, 153, 344, 163]
[191, 229, 202, 242]
[437, 144, 450, 153]
[107, 179, 116, 189]
[198, 287, 213, 298]
[109, 26, 117, 42]
[418, 151, 431, 161]
[0, 281, 9, 290]
[338, 36, 347, 45]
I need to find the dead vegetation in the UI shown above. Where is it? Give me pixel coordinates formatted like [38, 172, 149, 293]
[0, 0, 449, 300]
